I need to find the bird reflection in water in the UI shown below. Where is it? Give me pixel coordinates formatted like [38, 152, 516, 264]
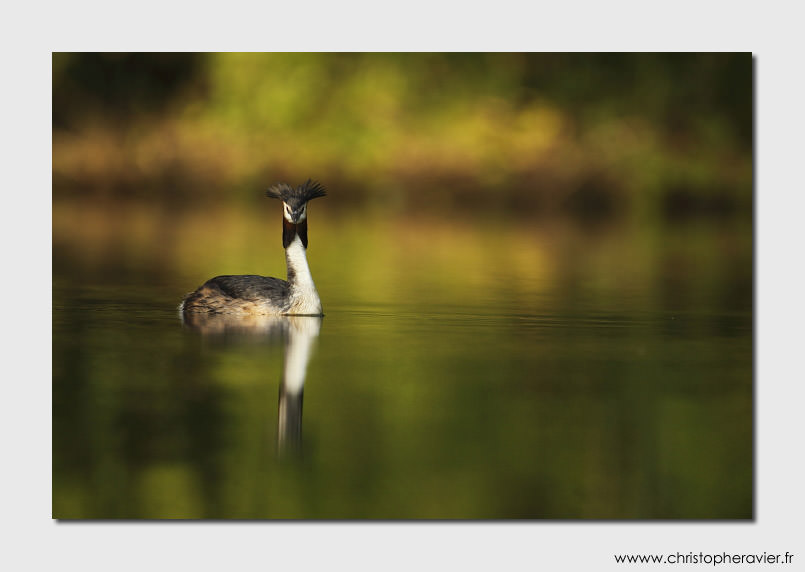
[181, 312, 322, 457]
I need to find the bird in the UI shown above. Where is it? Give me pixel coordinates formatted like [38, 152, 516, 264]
[180, 179, 327, 317]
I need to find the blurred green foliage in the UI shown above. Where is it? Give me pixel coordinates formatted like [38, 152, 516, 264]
[52, 53, 752, 219]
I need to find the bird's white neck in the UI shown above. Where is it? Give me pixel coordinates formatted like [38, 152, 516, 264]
[285, 235, 322, 315]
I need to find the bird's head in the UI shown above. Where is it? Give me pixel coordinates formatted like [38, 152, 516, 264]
[266, 179, 327, 248]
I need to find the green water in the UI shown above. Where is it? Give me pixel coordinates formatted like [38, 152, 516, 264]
[52, 201, 752, 519]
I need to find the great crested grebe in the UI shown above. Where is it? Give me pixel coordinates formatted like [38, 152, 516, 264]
[180, 179, 326, 317]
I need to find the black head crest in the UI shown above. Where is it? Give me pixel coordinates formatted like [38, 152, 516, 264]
[266, 179, 327, 203]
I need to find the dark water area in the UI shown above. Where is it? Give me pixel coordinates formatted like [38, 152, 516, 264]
[52, 198, 752, 519]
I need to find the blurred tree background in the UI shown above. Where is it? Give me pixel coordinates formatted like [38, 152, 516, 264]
[52, 52, 751, 221]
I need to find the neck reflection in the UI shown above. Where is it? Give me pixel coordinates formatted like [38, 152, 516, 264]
[181, 313, 322, 458]
[277, 316, 321, 457]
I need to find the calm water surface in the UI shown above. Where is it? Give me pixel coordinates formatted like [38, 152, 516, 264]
[52, 201, 752, 519]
